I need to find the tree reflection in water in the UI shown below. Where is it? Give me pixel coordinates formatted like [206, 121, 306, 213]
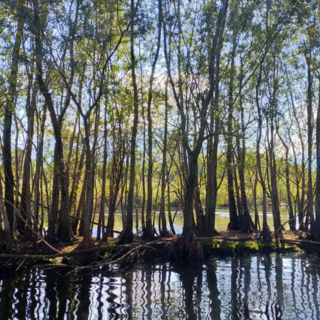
[1, 254, 320, 319]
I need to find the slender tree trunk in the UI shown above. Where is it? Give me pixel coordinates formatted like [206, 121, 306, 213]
[253, 169, 260, 231]
[144, 0, 162, 239]
[256, 64, 270, 240]
[226, 32, 239, 231]
[141, 59, 146, 231]
[14, 115, 20, 233]
[117, 0, 138, 244]
[234, 163, 242, 222]
[182, 154, 199, 236]
[74, 170, 87, 235]
[167, 179, 175, 234]
[47, 146, 59, 241]
[20, 72, 36, 238]
[34, 102, 47, 237]
[194, 183, 204, 235]
[106, 133, 125, 238]
[269, 119, 282, 237]
[160, 80, 169, 237]
[278, 130, 295, 231]
[34, 2, 71, 242]
[3, 0, 25, 240]
[0, 173, 11, 245]
[206, 113, 220, 235]
[238, 59, 253, 232]
[268, 61, 282, 238]
[82, 120, 94, 242]
[306, 56, 315, 235]
[204, 0, 228, 235]
[315, 83, 320, 238]
[69, 146, 85, 216]
[82, 105, 100, 242]
[98, 107, 108, 241]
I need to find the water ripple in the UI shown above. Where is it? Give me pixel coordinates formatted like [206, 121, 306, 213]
[1, 254, 320, 319]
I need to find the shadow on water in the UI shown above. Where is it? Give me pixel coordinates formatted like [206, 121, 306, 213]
[1, 254, 320, 319]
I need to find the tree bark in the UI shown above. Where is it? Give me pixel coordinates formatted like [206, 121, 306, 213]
[34, 1, 71, 242]
[306, 56, 315, 235]
[3, 0, 25, 239]
[20, 72, 37, 238]
[117, 0, 138, 244]
[256, 64, 271, 240]
[316, 83, 320, 238]
[277, 129, 295, 231]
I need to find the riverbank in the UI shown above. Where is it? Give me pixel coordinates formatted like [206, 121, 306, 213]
[0, 230, 315, 273]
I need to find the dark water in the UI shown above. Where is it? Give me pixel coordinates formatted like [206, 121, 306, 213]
[1, 253, 320, 319]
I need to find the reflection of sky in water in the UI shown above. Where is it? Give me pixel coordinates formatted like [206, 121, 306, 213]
[1, 254, 320, 319]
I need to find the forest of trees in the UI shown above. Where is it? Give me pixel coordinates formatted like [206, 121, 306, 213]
[0, 0, 320, 255]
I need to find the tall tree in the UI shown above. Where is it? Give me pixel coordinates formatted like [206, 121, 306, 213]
[3, 0, 25, 242]
[118, 0, 139, 244]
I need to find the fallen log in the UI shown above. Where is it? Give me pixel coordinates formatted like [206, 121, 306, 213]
[199, 237, 254, 242]
[0, 239, 174, 261]
[0, 244, 130, 260]
[280, 239, 320, 246]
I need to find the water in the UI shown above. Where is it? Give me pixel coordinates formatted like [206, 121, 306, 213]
[1, 253, 320, 319]
[92, 208, 294, 237]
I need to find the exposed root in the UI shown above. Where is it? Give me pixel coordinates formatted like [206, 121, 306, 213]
[117, 230, 134, 245]
[240, 225, 254, 234]
[72, 235, 97, 265]
[58, 234, 73, 243]
[141, 227, 158, 241]
[227, 221, 241, 231]
[259, 226, 272, 242]
[159, 229, 170, 238]
[168, 233, 203, 261]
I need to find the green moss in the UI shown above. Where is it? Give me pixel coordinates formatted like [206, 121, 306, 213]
[200, 238, 301, 258]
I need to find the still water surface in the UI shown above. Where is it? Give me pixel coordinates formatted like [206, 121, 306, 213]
[1, 253, 320, 319]
[92, 209, 293, 237]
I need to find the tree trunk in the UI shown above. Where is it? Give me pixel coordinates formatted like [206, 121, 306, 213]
[34, 2, 71, 242]
[206, 114, 220, 235]
[277, 130, 295, 231]
[226, 32, 239, 231]
[97, 107, 108, 241]
[256, 64, 271, 240]
[82, 106, 100, 242]
[167, 179, 175, 234]
[306, 56, 315, 235]
[160, 80, 169, 237]
[0, 173, 11, 246]
[316, 83, 320, 238]
[74, 170, 87, 235]
[20, 72, 36, 238]
[183, 154, 199, 237]
[144, 0, 162, 239]
[268, 62, 282, 238]
[238, 59, 253, 233]
[3, 0, 25, 239]
[117, 0, 138, 244]
[34, 102, 47, 237]
[269, 121, 282, 237]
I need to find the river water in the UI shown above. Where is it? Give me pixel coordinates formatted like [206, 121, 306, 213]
[1, 253, 320, 319]
[92, 208, 293, 237]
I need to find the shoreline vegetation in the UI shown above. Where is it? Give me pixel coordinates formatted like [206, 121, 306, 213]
[1, 230, 318, 273]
